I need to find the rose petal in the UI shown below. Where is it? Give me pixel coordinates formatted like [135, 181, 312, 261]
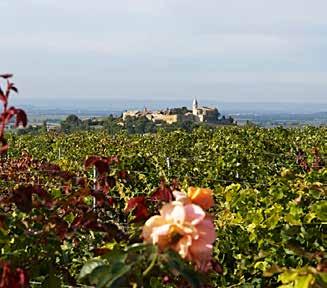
[161, 201, 185, 224]
[142, 216, 167, 241]
[174, 235, 192, 259]
[184, 204, 206, 225]
[195, 217, 216, 244]
[173, 190, 190, 204]
[189, 238, 213, 271]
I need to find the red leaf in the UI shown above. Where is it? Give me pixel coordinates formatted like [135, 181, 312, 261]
[125, 196, 146, 211]
[53, 218, 69, 240]
[0, 85, 5, 104]
[0, 262, 28, 288]
[11, 185, 47, 213]
[95, 160, 109, 175]
[0, 94, 6, 104]
[134, 205, 149, 221]
[107, 155, 119, 164]
[125, 196, 149, 221]
[0, 73, 13, 79]
[108, 197, 115, 206]
[211, 260, 223, 274]
[84, 156, 101, 170]
[151, 187, 172, 202]
[15, 268, 29, 287]
[151, 180, 173, 202]
[92, 190, 106, 207]
[84, 155, 118, 174]
[14, 109, 27, 127]
[84, 156, 109, 175]
[1, 107, 27, 128]
[11, 186, 33, 213]
[3, 107, 17, 123]
[118, 170, 128, 179]
[9, 84, 18, 93]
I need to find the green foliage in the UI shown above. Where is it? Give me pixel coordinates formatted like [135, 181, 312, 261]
[2, 126, 327, 287]
[277, 266, 327, 288]
[79, 244, 204, 288]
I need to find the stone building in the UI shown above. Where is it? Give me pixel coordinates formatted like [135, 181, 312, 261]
[122, 99, 220, 124]
[122, 109, 149, 121]
[192, 98, 220, 123]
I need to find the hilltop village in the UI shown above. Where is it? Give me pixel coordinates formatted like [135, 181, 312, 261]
[123, 99, 234, 125]
[12, 99, 234, 134]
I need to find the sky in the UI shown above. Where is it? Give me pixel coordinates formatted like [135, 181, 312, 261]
[1, 0, 327, 109]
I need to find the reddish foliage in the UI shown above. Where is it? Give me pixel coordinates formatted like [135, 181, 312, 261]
[151, 179, 173, 202]
[0, 74, 13, 79]
[84, 155, 119, 175]
[92, 248, 111, 256]
[211, 260, 224, 275]
[317, 260, 327, 273]
[295, 147, 325, 172]
[91, 190, 115, 207]
[107, 197, 115, 206]
[118, 170, 128, 179]
[3, 107, 27, 128]
[170, 178, 180, 191]
[312, 147, 324, 170]
[0, 75, 27, 155]
[0, 262, 29, 288]
[0, 149, 127, 258]
[0, 73, 134, 285]
[11, 186, 34, 213]
[0, 215, 6, 229]
[5, 185, 50, 213]
[84, 155, 122, 194]
[295, 149, 310, 172]
[125, 196, 149, 221]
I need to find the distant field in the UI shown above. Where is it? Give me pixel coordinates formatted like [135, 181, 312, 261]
[232, 112, 327, 127]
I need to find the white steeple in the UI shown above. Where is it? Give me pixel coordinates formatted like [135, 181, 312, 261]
[192, 98, 198, 115]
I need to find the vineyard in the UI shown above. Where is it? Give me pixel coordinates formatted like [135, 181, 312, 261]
[0, 77, 326, 287]
[0, 126, 325, 287]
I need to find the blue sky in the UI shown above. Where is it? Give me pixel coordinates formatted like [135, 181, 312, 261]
[1, 0, 327, 108]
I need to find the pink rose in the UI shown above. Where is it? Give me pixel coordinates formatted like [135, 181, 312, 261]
[142, 201, 216, 271]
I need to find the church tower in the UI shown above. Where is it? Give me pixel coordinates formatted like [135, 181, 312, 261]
[192, 98, 198, 115]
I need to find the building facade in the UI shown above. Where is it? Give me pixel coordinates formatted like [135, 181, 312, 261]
[192, 98, 220, 123]
[122, 99, 220, 124]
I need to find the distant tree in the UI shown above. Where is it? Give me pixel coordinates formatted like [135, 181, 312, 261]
[124, 116, 135, 134]
[17, 125, 43, 135]
[61, 114, 83, 132]
[144, 120, 156, 133]
[66, 114, 82, 125]
[180, 120, 196, 132]
[42, 120, 47, 133]
[122, 116, 157, 134]
[134, 116, 155, 134]
[218, 115, 234, 125]
[228, 116, 234, 123]
[244, 120, 257, 127]
[103, 116, 122, 134]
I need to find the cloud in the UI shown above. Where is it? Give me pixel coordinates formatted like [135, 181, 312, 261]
[1, 0, 327, 104]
